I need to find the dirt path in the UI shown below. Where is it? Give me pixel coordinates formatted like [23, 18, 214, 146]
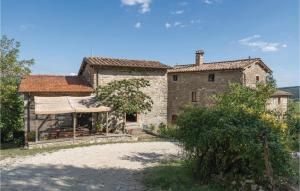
[1, 142, 181, 191]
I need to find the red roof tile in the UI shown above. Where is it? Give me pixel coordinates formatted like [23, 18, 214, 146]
[19, 75, 93, 93]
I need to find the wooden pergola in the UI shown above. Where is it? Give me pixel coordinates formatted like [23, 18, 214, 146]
[31, 96, 111, 142]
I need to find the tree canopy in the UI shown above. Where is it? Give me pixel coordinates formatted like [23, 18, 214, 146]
[97, 78, 153, 115]
[0, 35, 34, 143]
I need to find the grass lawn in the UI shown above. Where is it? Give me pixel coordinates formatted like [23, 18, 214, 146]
[143, 160, 224, 191]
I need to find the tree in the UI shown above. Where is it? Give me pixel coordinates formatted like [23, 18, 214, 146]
[0, 35, 34, 143]
[172, 83, 293, 190]
[97, 78, 153, 131]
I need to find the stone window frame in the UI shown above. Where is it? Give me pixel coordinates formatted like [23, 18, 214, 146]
[191, 91, 197, 102]
[208, 73, 215, 82]
[256, 75, 260, 82]
[173, 75, 178, 81]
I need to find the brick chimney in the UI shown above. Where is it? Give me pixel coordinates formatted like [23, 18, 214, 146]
[195, 50, 204, 66]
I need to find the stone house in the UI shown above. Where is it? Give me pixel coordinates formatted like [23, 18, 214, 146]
[78, 57, 169, 128]
[167, 50, 291, 122]
[19, 50, 291, 142]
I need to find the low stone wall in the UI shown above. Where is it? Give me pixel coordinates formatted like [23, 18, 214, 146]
[28, 134, 138, 149]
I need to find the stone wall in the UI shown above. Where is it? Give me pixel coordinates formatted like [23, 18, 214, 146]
[93, 66, 168, 127]
[167, 70, 243, 122]
[28, 134, 138, 149]
[81, 63, 95, 87]
[267, 96, 289, 114]
[243, 63, 268, 88]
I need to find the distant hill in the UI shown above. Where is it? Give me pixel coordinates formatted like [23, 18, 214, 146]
[278, 86, 300, 100]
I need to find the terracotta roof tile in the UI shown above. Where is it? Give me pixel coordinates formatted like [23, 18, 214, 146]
[84, 56, 170, 69]
[272, 90, 293, 97]
[168, 58, 271, 73]
[19, 75, 93, 93]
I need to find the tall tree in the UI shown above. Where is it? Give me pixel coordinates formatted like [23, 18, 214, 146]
[97, 78, 153, 131]
[0, 35, 34, 142]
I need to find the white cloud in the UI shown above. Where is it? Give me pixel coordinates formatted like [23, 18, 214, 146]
[19, 24, 35, 32]
[165, 22, 172, 28]
[69, 73, 77, 76]
[238, 35, 286, 52]
[121, 0, 151, 14]
[282, 44, 288, 48]
[201, 0, 222, 4]
[134, 22, 142, 28]
[165, 21, 189, 29]
[171, 10, 184, 15]
[174, 22, 181, 27]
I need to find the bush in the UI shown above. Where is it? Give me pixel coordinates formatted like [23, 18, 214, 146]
[172, 84, 294, 189]
[27, 131, 36, 142]
[284, 101, 300, 152]
[13, 130, 24, 146]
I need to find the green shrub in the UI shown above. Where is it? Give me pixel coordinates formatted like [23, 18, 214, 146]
[13, 130, 24, 146]
[284, 101, 300, 151]
[95, 122, 103, 133]
[158, 123, 178, 138]
[172, 84, 293, 189]
[27, 131, 36, 142]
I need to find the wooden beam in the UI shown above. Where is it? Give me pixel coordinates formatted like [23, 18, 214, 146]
[35, 114, 50, 142]
[73, 113, 77, 142]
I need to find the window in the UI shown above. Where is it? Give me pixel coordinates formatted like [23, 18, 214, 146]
[208, 74, 215, 82]
[171, 115, 177, 123]
[256, 75, 260, 82]
[173, 75, 178, 81]
[192, 91, 197, 102]
[278, 97, 281, 104]
[126, 113, 137, 122]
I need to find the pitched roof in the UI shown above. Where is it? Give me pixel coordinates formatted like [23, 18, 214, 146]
[79, 56, 170, 74]
[19, 75, 94, 93]
[272, 90, 293, 97]
[168, 58, 272, 73]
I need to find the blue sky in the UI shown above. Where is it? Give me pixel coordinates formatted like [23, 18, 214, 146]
[1, 0, 299, 87]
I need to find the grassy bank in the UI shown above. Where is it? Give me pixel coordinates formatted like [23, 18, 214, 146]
[144, 159, 299, 191]
[143, 160, 224, 191]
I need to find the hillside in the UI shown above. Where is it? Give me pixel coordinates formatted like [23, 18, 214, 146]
[278, 86, 300, 100]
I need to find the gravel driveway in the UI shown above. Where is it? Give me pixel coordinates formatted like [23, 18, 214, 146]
[1, 142, 181, 191]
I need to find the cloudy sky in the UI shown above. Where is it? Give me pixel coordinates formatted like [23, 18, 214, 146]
[2, 0, 299, 87]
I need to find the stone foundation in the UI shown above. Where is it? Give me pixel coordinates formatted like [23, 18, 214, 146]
[28, 134, 138, 149]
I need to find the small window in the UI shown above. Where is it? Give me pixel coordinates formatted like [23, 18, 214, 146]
[171, 115, 177, 123]
[256, 75, 260, 82]
[208, 74, 215, 82]
[173, 75, 178, 81]
[192, 91, 197, 102]
[278, 97, 281, 104]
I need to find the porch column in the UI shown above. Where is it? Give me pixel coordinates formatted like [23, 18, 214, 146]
[106, 112, 109, 135]
[35, 124, 38, 142]
[25, 95, 30, 146]
[73, 113, 77, 142]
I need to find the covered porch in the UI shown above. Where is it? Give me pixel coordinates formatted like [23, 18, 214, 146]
[25, 95, 136, 148]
